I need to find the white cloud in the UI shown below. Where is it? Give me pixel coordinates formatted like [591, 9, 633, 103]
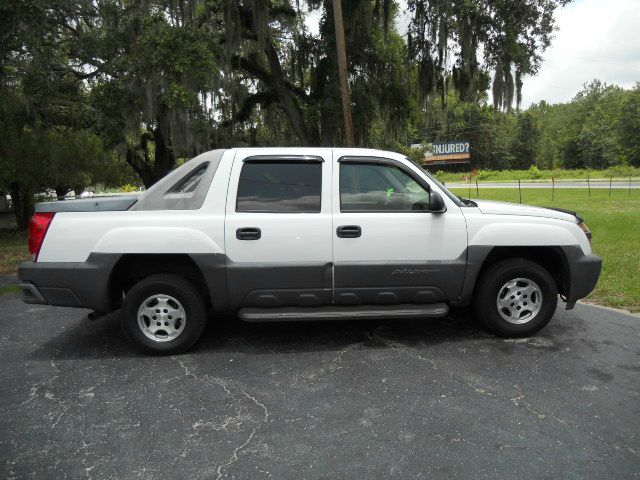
[520, 0, 640, 107]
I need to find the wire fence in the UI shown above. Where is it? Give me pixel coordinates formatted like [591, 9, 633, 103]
[445, 177, 638, 204]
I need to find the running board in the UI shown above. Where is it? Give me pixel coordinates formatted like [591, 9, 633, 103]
[238, 303, 449, 322]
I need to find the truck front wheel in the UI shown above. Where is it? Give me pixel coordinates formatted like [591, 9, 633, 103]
[473, 259, 558, 337]
[121, 274, 207, 354]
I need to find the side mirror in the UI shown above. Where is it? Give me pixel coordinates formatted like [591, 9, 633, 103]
[429, 191, 447, 213]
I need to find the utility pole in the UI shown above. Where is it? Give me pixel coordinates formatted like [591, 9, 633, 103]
[332, 0, 355, 147]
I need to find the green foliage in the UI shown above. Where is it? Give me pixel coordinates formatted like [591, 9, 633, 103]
[120, 184, 139, 193]
[528, 81, 630, 170]
[619, 83, 640, 167]
[407, 0, 566, 111]
[528, 165, 543, 179]
[511, 112, 541, 169]
[476, 170, 498, 181]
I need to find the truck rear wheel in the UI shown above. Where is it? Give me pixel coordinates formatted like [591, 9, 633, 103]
[473, 259, 558, 337]
[121, 274, 207, 354]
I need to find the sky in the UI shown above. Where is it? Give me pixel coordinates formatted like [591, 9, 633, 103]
[306, 0, 640, 108]
[517, 0, 640, 108]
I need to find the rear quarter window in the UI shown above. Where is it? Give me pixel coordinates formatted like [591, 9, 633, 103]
[170, 163, 209, 193]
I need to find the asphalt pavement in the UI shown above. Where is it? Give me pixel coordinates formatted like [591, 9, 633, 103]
[1, 293, 638, 479]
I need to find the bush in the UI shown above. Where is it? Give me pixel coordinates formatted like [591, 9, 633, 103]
[477, 170, 498, 180]
[528, 165, 543, 179]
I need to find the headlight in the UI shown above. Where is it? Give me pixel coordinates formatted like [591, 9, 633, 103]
[578, 222, 592, 248]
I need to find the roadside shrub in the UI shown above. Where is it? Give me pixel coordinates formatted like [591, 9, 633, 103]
[606, 165, 640, 178]
[528, 165, 543, 179]
[477, 170, 498, 180]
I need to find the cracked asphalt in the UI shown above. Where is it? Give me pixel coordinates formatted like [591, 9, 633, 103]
[0, 292, 639, 479]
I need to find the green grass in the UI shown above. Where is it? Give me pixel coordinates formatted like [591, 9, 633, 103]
[436, 166, 640, 183]
[0, 285, 20, 295]
[450, 187, 640, 312]
[0, 230, 30, 276]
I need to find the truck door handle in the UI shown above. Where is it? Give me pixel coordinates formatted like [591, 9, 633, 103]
[337, 225, 361, 238]
[236, 227, 261, 240]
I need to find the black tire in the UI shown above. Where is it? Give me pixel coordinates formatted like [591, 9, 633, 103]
[121, 274, 207, 355]
[473, 259, 558, 337]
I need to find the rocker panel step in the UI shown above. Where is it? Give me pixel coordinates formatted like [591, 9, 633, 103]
[238, 303, 449, 322]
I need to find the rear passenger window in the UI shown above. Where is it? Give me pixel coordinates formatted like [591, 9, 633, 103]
[236, 161, 322, 213]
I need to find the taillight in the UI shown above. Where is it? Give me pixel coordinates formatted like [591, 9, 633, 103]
[28, 212, 55, 260]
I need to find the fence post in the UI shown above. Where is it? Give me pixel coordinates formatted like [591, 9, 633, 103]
[587, 178, 591, 198]
[476, 180, 479, 198]
[630, 177, 633, 197]
[609, 178, 612, 197]
[518, 179, 522, 204]
[552, 176, 555, 201]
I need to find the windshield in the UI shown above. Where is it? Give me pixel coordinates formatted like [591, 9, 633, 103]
[417, 166, 464, 207]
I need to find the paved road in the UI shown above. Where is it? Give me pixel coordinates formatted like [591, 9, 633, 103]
[0, 294, 638, 479]
[446, 180, 640, 189]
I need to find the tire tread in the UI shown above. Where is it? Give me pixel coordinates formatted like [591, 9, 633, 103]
[473, 259, 558, 337]
[121, 274, 207, 355]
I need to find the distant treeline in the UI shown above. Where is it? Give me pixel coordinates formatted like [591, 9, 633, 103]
[409, 80, 640, 172]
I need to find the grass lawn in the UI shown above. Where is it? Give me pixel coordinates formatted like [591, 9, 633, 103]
[0, 190, 638, 312]
[450, 187, 640, 313]
[0, 285, 20, 294]
[435, 166, 640, 184]
[0, 229, 30, 277]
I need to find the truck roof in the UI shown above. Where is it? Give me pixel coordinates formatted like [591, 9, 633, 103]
[226, 147, 408, 161]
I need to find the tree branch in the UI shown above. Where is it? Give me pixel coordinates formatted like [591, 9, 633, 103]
[221, 90, 277, 127]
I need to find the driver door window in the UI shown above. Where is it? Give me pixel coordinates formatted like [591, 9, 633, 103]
[340, 163, 430, 212]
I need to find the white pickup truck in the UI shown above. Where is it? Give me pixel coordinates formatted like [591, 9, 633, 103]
[19, 148, 601, 354]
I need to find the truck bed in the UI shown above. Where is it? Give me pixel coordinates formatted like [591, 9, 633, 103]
[35, 196, 139, 213]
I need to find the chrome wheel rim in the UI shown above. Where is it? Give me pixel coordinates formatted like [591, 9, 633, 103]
[496, 277, 543, 324]
[137, 294, 186, 342]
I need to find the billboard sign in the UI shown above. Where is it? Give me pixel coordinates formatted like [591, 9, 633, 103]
[413, 140, 471, 164]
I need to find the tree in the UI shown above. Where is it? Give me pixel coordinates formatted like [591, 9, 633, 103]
[511, 111, 541, 169]
[0, 0, 141, 227]
[41, 130, 106, 198]
[578, 106, 623, 169]
[0, 0, 68, 227]
[0, 90, 42, 229]
[407, 0, 570, 112]
[68, 1, 224, 187]
[620, 83, 640, 167]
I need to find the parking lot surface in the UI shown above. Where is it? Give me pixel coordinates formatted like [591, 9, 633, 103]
[1, 293, 638, 479]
